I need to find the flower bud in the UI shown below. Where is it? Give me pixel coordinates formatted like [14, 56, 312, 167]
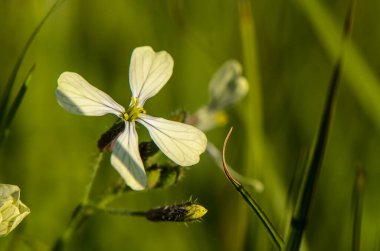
[0, 184, 30, 237]
[146, 165, 184, 189]
[208, 60, 249, 110]
[146, 201, 207, 222]
[187, 106, 228, 132]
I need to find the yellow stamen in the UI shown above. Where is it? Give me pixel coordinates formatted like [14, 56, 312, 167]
[123, 97, 146, 122]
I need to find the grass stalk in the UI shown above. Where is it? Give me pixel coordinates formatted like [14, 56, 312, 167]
[284, 1, 356, 250]
[352, 167, 365, 251]
[295, 0, 380, 129]
[0, 64, 35, 144]
[236, 0, 266, 249]
[0, 0, 65, 143]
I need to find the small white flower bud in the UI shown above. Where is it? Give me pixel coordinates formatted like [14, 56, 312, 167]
[0, 184, 30, 237]
[208, 60, 249, 110]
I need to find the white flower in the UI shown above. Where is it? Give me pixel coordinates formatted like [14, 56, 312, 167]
[0, 184, 30, 237]
[56, 46, 207, 190]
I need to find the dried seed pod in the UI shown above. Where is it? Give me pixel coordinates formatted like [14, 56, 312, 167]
[97, 121, 125, 151]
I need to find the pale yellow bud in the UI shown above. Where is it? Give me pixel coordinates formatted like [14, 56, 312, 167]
[0, 184, 30, 237]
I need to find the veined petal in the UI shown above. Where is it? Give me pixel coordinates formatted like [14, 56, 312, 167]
[129, 46, 174, 106]
[138, 114, 207, 166]
[56, 72, 125, 116]
[111, 121, 146, 190]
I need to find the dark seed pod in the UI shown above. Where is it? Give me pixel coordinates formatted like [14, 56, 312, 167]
[97, 121, 125, 151]
[139, 141, 159, 162]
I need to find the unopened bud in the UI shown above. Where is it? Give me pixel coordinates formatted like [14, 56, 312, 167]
[208, 60, 249, 110]
[146, 165, 184, 189]
[187, 107, 228, 131]
[146, 202, 207, 222]
[0, 184, 30, 237]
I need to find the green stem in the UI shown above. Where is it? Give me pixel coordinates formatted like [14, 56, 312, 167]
[51, 204, 92, 251]
[90, 206, 146, 217]
[82, 153, 104, 205]
[51, 152, 110, 251]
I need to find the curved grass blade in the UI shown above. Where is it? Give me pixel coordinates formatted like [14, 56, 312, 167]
[284, 1, 357, 250]
[0, 0, 65, 125]
[207, 142, 264, 192]
[222, 127, 284, 250]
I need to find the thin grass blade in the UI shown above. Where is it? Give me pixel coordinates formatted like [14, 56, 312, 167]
[352, 167, 365, 251]
[0, 64, 35, 143]
[284, 1, 356, 250]
[295, 0, 380, 129]
[236, 1, 266, 249]
[222, 127, 284, 250]
[0, 0, 65, 125]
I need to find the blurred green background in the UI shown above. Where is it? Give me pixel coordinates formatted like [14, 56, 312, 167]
[1, 0, 380, 250]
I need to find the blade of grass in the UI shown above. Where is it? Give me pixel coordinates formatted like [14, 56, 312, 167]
[295, 0, 380, 129]
[352, 167, 365, 251]
[238, 0, 264, 177]
[284, 1, 356, 250]
[0, 64, 35, 144]
[222, 127, 284, 250]
[236, 0, 266, 249]
[0, 0, 65, 126]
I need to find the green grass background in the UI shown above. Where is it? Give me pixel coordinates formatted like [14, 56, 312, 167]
[1, 0, 380, 250]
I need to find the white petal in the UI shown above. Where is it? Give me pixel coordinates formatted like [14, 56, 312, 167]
[138, 114, 207, 166]
[56, 72, 125, 116]
[111, 122, 146, 190]
[129, 46, 174, 106]
[0, 184, 20, 202]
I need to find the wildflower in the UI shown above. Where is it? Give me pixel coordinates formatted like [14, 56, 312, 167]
[56, 46, 207, 190]
[0, 184, 30, 237]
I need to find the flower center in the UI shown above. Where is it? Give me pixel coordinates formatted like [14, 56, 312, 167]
[123, 97, 146, 121]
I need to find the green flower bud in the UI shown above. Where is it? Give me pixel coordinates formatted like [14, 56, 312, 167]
[146, 201, 207, 222]
[146, 165, 184, 189]
[0, 184, 30, 237]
